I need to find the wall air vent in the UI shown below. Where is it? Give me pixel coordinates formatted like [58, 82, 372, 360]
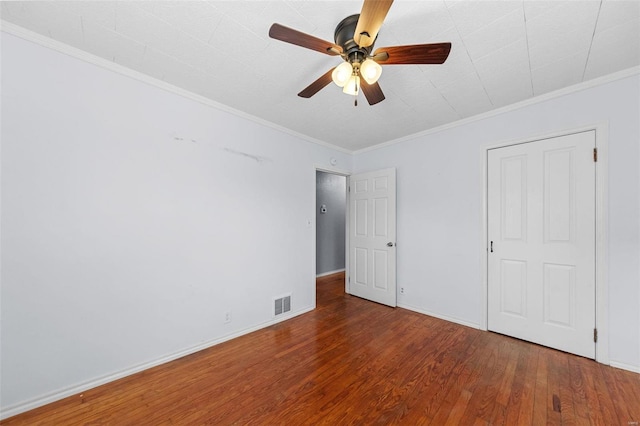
[274, 295, 291, 316]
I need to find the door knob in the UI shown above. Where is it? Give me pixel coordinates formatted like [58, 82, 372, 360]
[387, 242, 394, 247]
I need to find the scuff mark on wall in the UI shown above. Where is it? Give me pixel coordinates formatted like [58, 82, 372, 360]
[223, 147, 272, 164]
[171, 132, 197, 143]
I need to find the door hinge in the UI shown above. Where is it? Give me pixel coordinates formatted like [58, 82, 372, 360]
[594, 328, 598, 343]
[593, 147, 598, 162]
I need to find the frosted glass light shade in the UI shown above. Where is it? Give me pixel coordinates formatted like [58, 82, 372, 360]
[360, 58, 382, 84]
[332, 62, 353, 87]
[343, 75, 360, 95]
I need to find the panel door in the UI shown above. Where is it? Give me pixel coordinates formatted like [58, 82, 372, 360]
[348, 168, 396, 307]
[488, 131, 596, 358]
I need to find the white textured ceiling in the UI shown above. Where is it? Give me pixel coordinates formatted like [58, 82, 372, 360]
[2, 1, 639, 152]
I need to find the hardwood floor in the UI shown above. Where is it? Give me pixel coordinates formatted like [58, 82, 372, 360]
[3, 272, 639, 425]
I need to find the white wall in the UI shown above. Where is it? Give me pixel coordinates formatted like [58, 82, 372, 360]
[0, 32, 351, 416]
[354, 72, 640, 371]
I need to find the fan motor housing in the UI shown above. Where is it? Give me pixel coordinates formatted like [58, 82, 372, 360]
[334, 14, 374, 61]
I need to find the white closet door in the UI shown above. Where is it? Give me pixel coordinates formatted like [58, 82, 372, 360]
[488, 131, 596, 358]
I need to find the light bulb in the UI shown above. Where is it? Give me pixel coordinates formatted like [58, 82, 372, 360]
[332, 62, 353, 87]
[343, 75, 360, 96]
[360, 58, 382, 84]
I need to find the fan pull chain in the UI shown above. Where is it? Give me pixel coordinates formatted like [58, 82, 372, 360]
[354, 78, 359, 107]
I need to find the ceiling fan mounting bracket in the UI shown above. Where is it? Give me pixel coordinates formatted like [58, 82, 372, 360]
[334, 14, 373, 62]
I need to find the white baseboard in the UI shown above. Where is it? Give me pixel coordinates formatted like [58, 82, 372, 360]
[399, 305, 640, 375]
[609, 361, 640, 374]
[398, 303, 481, 330]
[316, 268, 345, 278]
[0, 306, 315, 420]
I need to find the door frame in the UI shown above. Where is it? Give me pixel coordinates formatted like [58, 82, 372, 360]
[314, 165, 351, 299]
[480, 123, 609, 364]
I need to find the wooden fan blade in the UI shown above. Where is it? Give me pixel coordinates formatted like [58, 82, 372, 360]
[298, 68, 335, 98]
[354, 0, 394, 48]
[360, 79, 385, 105]
[373, 42, 451, 64]
[269, 23, 343, 56]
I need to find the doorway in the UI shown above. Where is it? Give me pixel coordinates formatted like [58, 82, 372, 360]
[316, 170, 347, 277]
[315, 167, 398, 307]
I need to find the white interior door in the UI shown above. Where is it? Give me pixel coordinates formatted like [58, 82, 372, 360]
[487, 131, 595, 358]
[488, 131, 596, 358]
[348, 168, 396, 307]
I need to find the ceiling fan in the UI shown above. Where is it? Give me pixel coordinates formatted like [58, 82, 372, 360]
[268, 0, 451, 106]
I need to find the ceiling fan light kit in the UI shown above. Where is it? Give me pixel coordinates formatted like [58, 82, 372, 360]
[269, 0, 451, 106]
[332, 62, 353, 87]
[343, 75, 361, 96]
[360, 59, 382, 85]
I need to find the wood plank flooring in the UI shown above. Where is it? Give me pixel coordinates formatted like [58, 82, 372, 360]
[3, 272, 639, 425]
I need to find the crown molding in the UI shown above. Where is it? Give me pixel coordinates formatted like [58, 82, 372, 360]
[2, 21, 638, 157]
[0, 21, 352, 155]
[353, 65, 640, 155]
